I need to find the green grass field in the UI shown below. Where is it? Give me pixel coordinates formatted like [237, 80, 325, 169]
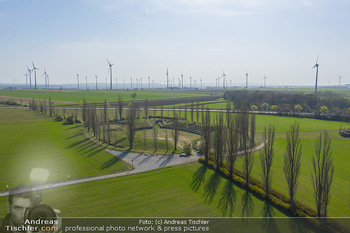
[0, 90, 207, 104]
[1, 105, 350, 218]
[0, 163, 289, 218]
[234, 116, 350, 217]
[0, 108, 130, 189]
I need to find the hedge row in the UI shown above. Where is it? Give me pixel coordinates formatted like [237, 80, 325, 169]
[198, 157, 349, 233]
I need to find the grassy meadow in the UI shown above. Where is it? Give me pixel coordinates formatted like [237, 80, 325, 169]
[0, 108, 130, 189]
[0, 163, 289, 219]
[0, 89, 207, 104]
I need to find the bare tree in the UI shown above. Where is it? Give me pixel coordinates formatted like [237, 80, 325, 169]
[242, 149, 254, 187]
[201, 107, 211, 162]
[118, 95, 123, 120]
[103, 99, 108, 123]
[260, 125, 275, 199]
[213, 114, 226, 170]
[184, 104, 187, 121]
[161, 105, 164, 120]
[227, 116, 239, 176]
[165, 129, 169, 152]
[196, 101, 200, 122]
[153, 124, 158, 151]
[82, 98, 87, 123]
[312, 131, 334, 217]
[143, 129, 147, 151]
[144, 97, 149, 119]
[43, 99, 47, 115]
[126, 102, 137, 149]
[250, 113, 256, 148]
[107, 116, 111, 144]
[191, 101, 194, 121]
[283, 122, 302, 211]
[49, 98, 53, 117]
[172, 114, 180, 151]
[226, 100, 231, 129]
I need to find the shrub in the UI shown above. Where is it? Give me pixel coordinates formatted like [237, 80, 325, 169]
[65, 115, 74, 124]
[55, 114, 63, 121]
[183, 141, 192, 155]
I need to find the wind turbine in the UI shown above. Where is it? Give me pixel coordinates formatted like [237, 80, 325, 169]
[42, 69, 48, 89]
[222, 71, 226, 88]
[313, 56, 319, 93]
[107, 59, 114, 90]
[181, 74, 184, 88]
[85, 76, 88, 90]
[190, 76, 192, 89]
[148, 76, 150, 89]
[130, 78, 132, 89]
[95, 75, 98, 90]
[264, 75, 266, 88]
[77, 74, 80, 89]
[245, 72, 248, 88]
[24, 72, 28, 89]
[338, 75, 343, 88]
[166, 68, 169, 89]
[32, 62, 39, 90]
[26, 66, 32, 89]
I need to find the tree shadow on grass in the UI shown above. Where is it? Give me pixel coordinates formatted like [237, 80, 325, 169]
[190, 164, 208, 192]
[288, 218, 311, 233]
[203, 172, 221, 204]
[64, 125, 81, 130]
[261, 201, 280, 233]
[65, 132, 83, 140]
[241, 189, 255, 219]
[78, 141, 97, 152]
[100, 156, 122, 170]
[217, 179, 237, 217]
[87, 144, 108, 157]
[65, 138, 89, 149]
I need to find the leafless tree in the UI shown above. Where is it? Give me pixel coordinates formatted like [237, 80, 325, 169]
[191, 101, 194, 121]
[82, 98, 87, 123]
[153, 124, 158, 151]
[126, 102, 137, 149]
[137, 105, 140, 119]
[118, 95, 123, 120]
[250, 113, 256, 148]
[103, 99, 108, 123]
[184, 104, 187, 121]
[143, 129, 147, 151]
[227, 116, 239, 176]
[172, 113, 180, 151]
[201, 107, 211, 162]
[107, 116, 111, 144]
[165, 129, 169, 152]
[144, 97, 149, 119]
[49, 98, 53, 117]
[226, 100, 231, 129]
[43, 99, 47, 115]
[213, 114, 226, 170]
[196, 101, 200, 122]
[161, 105, 164, 120]
[283, 122, 302, 211]
[312, 131, 334, 217]
[260, 125, 275, 199]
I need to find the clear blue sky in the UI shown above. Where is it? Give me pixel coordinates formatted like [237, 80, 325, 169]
[1, 0, 349, 87]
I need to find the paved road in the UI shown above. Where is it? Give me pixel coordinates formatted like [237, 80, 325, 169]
[0, 151, 202, 197]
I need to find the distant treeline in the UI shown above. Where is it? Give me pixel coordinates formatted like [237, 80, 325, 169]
[224, 90, 350, 120]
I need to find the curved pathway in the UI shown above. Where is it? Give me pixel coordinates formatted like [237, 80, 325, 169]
[0, 151, 202, 197]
